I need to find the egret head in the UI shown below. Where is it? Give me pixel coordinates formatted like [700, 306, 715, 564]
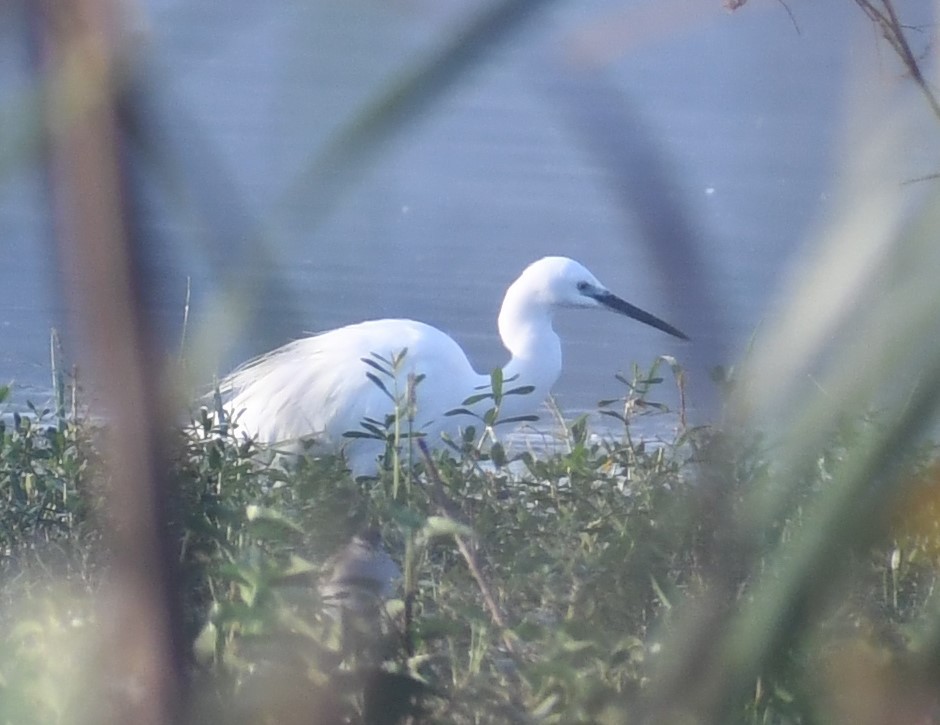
[511, 256, 689, 340]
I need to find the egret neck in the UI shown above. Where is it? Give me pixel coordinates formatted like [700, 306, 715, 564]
[496, 276, 563, 420]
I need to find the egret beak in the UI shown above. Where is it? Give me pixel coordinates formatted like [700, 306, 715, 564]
[591, 289, 689, 341]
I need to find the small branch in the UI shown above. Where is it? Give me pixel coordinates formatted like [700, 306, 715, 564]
[901, 172, 940, 186]
[775, 0, 801, 35]
[852, 0, 940, 121]
[417, 440, 521, 658]
[724, 0, 801, 35]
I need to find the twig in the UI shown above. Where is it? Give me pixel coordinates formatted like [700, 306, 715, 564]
[775, 0, 800, 35]
[901, 172, 940, 186]
[724, 0, 801, 35]
[50, 328, 66, 432]
[178, 275, 191, 362]
[852, 0, 940, 121]
[417, 440, 521, 658]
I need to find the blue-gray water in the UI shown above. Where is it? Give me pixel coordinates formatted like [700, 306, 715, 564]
[1, 0, 935, 429]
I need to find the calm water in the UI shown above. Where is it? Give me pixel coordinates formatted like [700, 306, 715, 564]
[1, 0, 935, 430]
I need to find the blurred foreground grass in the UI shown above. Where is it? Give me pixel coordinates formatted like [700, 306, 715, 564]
[4, 2, 940, 722]
[1, 357, 939, 724]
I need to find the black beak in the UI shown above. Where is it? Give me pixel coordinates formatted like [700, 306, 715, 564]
[592, 290, 689, 341]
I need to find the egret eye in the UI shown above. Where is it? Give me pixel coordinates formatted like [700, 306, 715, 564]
[577, 281, 590, 292]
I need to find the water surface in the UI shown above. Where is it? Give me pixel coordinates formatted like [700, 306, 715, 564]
[1, 0, 934, 431]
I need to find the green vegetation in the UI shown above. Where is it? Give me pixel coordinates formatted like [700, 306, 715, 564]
[2, 360, 939, 724]
[5, 2, 938, 721]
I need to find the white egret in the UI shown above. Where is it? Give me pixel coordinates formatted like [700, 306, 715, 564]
[222, 256, 687, 476]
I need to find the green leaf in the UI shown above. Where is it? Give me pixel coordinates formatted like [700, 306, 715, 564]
[490, 442, 507, 467]
[192, 621, 219, 664]
[390, 347, 410, 368]
[279, 553, 319, 578]
[343, 429, 382, 439]
[361, 420, 387, 436]
[461, 392, 493, 406]
[418, 515, 474, 542]
[365, 372, 393, 401]
[445, 407, 476, 417]
[570, 415, 588, 446]
[490, 367, 504, 397]
[493, 414, 539, 426]
[361, 356, 389, 373]
[531, 694, 561, 719]
[413, 615, 465, 643]
[245, 505, 304, 534]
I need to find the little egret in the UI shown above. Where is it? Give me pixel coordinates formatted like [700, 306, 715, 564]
[222, 256, 687, 476]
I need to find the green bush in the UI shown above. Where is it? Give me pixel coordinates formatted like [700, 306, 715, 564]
[1, 363, 939, 723]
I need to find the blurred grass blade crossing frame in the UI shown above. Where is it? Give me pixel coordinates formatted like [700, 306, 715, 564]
[35, 0, 186, 722]
[1, 0, 940, 723]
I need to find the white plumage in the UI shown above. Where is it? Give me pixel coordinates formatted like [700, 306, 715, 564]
[222, 256, 686, 476]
